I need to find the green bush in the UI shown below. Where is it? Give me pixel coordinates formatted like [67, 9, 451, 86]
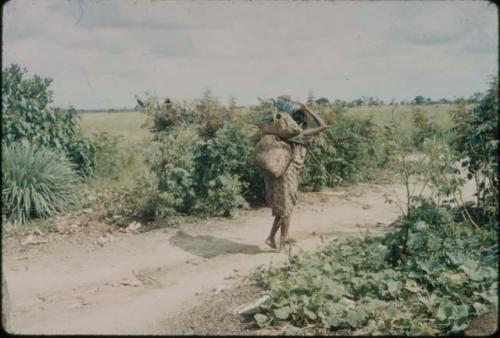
[192, 173, 248, 216]
[2, 64, 96, 176]
[2, 142, 81, 225]
[135, 93, 265, 222]
[301, 115, 385, 190]
[194, 121, 265, 205]
[451, 77, 498, 226]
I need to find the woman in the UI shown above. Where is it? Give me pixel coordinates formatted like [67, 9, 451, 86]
[263, 102, 327, 250]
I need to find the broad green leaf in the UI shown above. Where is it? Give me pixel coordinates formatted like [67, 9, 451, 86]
[303, 308, 317, 320]
[326, 314, 341, 328]
[472, 302, 489, 315]
[254, 313, 269, 327]
[285, 324, 301, 335]
[274, 306, 291, 320]
[387, 280, 402, 295]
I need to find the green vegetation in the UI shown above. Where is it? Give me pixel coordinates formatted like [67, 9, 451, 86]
[2, 64, 96, 177]
[301, 114, 385, 190]
[451, 78, 498, 226]
[77, 92, 477, 228]
[253, 219, 497, 335]
[251, 79, 498, 335]
[2, 142, 81, 226]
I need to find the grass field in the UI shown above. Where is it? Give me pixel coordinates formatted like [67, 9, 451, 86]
[79, 104, 465, 142]
[79, 111, 149, 144]
[345, 103, 459, 129]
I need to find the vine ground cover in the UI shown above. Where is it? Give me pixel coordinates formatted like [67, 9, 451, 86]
[252, 216, 497, 335]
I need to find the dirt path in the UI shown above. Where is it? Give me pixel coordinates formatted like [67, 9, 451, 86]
[2, 182, 476, 334]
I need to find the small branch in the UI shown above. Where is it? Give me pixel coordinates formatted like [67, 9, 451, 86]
[455, 190, 481, 231]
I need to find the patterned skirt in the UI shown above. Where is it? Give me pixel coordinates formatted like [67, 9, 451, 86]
[262, 144, 307, 217]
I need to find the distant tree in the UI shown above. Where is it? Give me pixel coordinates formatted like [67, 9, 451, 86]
[366, 97, 381, 106]
[315, 97, 330, 105]
[468, 92, 484, 103]
[413, 96, 426, 105]
[353, 99, 364, 106]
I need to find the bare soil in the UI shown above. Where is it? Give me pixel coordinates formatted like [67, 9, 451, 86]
[2, 181, 477, 335]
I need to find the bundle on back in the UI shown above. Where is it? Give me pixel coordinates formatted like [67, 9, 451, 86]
[254, 134, 293, 178]
[257, 111, 302, 139]
[254, 97, 302, 178]
[256, 97, 302, 139]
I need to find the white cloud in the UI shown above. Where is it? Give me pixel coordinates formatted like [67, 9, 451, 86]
[2, 0, 497, 108]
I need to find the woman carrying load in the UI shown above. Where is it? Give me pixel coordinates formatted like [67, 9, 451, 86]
[258, 96, 326, 250]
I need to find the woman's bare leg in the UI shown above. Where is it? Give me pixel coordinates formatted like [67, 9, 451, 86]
[279, 216, 291, 250]
[265, 216, 282, 249]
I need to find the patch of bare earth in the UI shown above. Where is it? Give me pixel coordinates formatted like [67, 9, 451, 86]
[162, 279, 265, 335]
[464, 312, 498, 336]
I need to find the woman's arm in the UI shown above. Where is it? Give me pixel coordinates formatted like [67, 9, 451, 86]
[300, 104, 327, 137]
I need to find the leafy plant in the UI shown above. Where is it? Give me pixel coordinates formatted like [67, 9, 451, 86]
[192, 173, 248, 216]
[253, 214, 497, 335]
[2, 142, 81, 225]
[194, 121, 265, 206]
[2, 64, 96, 176]
[450, 77, 498, 227]
[301, 114, 385, 190]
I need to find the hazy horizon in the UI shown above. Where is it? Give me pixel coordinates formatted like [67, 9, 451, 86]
[3, 0, 498, 109]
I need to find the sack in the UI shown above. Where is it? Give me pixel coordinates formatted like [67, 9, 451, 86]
[254, 134, 292, 178]
[276, 97, 301, 114]
[257, 112, 302, 139]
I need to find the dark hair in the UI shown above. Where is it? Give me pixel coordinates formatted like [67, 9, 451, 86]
[291, 109, 308, 129]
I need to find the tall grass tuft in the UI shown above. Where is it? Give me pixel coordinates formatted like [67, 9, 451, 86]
[2, 142, 81, 225]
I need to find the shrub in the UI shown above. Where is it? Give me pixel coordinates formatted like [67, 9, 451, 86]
[2, 142, 81, 225]
[192, 173, 248, 216]
[135, 93, 265, 222]
[194, 121, 265, 206]
[451, 77, 498, 226]
[145, 126, 200, 212]
[301, 115, 384, 190]
[140, 89, 229, 139]
[2, 64, 96, 176]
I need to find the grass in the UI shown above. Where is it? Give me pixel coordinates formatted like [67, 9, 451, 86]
[78, 112, 151, 199]
[79, 104, 463, 144]
[345, 103, 469, 131]
[2, 142, 82, 225]
[79, 111, 149, 144]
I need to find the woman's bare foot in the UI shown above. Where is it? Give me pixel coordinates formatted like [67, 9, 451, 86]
[265, 237, 277, 249]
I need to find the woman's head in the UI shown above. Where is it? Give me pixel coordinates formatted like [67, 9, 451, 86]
[291, 109, 308, 129]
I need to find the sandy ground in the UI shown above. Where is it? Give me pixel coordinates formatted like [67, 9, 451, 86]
[2, 181, 477, 335]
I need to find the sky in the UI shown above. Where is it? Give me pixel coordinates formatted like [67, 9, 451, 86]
[2, 0, 498, 109]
